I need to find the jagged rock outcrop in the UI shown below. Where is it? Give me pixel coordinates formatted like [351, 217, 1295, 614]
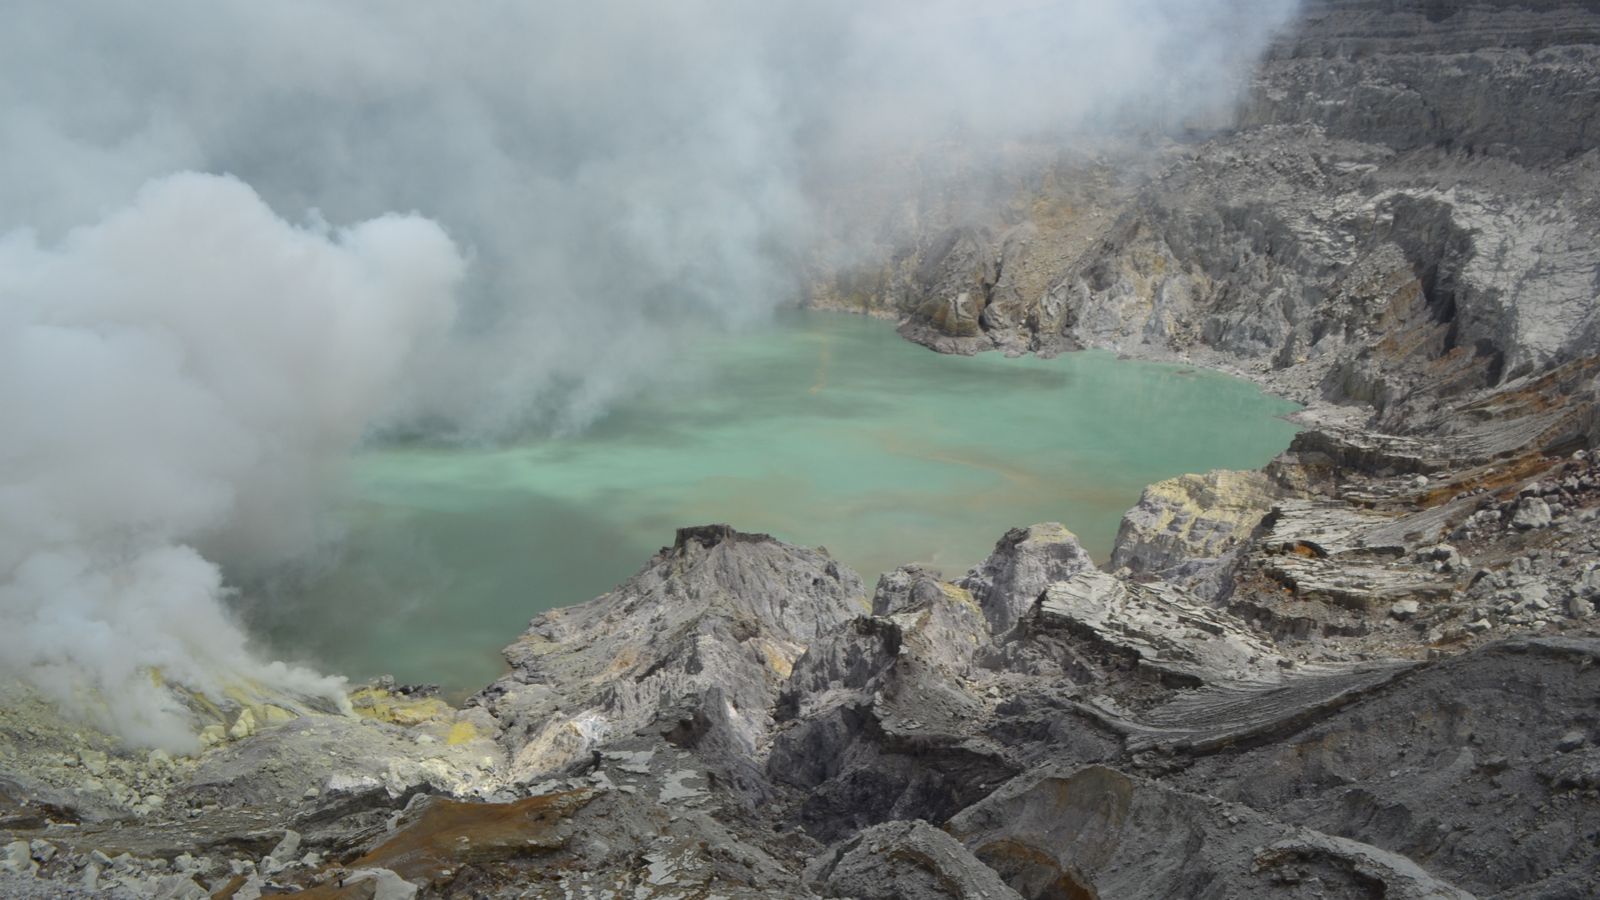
[479, 525, 865, 784]
[769, 566, 1015, 842]
[0, 501, 1595, 897]
[960, 522, 1096, 634]
[901, 226, 998, 350]
[1000, 570, 1287, 689]
[1222, 396, 1600, 648]
[1110, 469, 1278, 598]
[806, 819, 1023, 900]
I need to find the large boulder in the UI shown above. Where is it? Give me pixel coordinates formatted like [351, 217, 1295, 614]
[1109, 469, 1278, 596]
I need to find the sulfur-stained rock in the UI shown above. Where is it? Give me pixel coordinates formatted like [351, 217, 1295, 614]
[227, 709, 256, 741]
[77, 750, 107, 777]
[1110, 469, 1278, 597]
[178, 712, 502, 810]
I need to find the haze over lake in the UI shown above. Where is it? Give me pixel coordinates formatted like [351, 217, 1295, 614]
[245, 312, 1300, 692]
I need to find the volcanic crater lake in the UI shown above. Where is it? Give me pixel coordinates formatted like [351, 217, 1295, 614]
[248, 312, 1300, 694]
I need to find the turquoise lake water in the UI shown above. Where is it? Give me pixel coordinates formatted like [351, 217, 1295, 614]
[246, 311, 1300, 693]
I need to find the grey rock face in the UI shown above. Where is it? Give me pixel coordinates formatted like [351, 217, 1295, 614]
[959, 523, 1095, 634]
[1109, 470, 1278, 598]
[771, 568, 1014, 842]
[809, 6, 1600, 422]
[1170, 639, 1600, 898]
[807, 820, 1023, 900]
[1511, 495, 1554, 529]
[1253, 497, 1463, 612]
[1247, 0, 1600, 164]
[481, 525, 866, 784]
[905, 226, 997, 342]
[948, 764, 1477, 900]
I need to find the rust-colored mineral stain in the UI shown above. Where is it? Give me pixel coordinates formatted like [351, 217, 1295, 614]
[974, 839, 1101, 900]
[348, 789, 594, 882]
[1418, 451, 1557, 509]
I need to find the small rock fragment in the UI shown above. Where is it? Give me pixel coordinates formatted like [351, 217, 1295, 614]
[1389, 599, 1420, 621]
[1511, 497, 1552, 530]
[344, 867, 419, 899]
[78, 749, 108, 776]
[150, 873, 209, 900]
[2, 840, 37, 877]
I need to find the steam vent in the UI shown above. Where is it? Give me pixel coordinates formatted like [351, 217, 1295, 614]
[2, 1, 1599, 897]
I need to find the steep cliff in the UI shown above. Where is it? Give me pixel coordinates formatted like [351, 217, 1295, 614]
[812, 0, 1600, 425]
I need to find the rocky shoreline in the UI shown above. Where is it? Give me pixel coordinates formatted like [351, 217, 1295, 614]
[3, 0, 1600, 897]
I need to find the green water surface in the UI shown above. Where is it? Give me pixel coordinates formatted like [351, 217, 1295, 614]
[247, 312, 1299, 693]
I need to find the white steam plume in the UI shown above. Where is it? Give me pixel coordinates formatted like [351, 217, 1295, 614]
[0, 1, 1298, 745]
[0, 174, 462, 749]
[2, 0, 1300, 434]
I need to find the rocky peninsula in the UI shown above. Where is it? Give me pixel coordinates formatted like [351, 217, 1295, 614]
[2, 1, 1599, 897]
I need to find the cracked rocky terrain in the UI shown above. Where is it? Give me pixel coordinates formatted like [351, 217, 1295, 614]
[3, 0, 1599, 897]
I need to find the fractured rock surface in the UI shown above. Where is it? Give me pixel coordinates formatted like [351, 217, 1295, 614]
[479, 524, 865, 784]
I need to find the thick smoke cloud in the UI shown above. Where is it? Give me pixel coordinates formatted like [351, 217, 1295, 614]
[0, 0, 1298, 746]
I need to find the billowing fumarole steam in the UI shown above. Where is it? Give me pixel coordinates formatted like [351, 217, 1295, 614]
[0, 0, 1298, 746]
